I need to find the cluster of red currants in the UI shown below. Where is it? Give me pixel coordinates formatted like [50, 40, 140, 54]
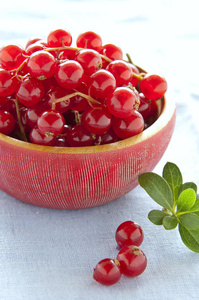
[0, 29, 167, 147]
[93, 220, 147, 285]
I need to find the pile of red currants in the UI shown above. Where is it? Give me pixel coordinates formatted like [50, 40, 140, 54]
[0, 29, 167, 147]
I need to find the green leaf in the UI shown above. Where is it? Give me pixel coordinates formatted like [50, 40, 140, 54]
[148, 210, 169, 225]
[162, 162, 183, 206]
[178, 182, 197, 196]
[179, 224, 199, 253]
[177, 188, 196, 212]
[179, 213, 199, 230]
[189, 199, 199, 212]
[138, 172, 173, 211]
[163, 216, 178, 230]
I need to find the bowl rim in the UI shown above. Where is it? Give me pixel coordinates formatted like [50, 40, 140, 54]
[0, 91, 176, 154]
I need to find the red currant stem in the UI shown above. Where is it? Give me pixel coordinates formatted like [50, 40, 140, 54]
[44, 45, 112, 63]
[73, 110, 81, 125]
[15, 57, 29, 75]
[132, 72, 146, 81]
[126, 53, 134, 64]
[126, 53, 146, 81]
[13, 98, 28, 142]
[52, 91, 101, 107]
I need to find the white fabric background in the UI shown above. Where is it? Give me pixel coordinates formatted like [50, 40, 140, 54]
[0, 0, 199, 299]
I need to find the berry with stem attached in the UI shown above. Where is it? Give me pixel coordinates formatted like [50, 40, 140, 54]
[37, 110, 65, 137]
[117, 245, 147, 277]
[93, 258, 122, 286]
[27, 50, 57, 80]
[81, 106, 112, 135]
[76, 31, 102, 52]
[106, 87, 140, 119]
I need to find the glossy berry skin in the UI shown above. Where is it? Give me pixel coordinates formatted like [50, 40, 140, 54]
[0, 110, 15, 135]
[138, 93, 158, 120]
[55, 60, 84, 89]
[47, 29, 72, 47]
[26, 101, 50, 128]
[37, 110, 65, 137]
[115, 220, 144, 248]
[100, 43, 123, 61]
[75, 49, 102, 75]
[81, 106, 112, 135]
[106, 87, 139, 118]
[16, 77, 45, 107]
[0, 44, 25, 70]
[45, 86, 71, 113]
[0, 69, 18, 97]
[112, 110, 144, 139]
[117, 245, 147, 277]
[94, 128, 118, 145]
[29, 127, 56, 146]
[106, 60, 132, 87]
[25, 43, 44, 55]
[88, 69, 116, 99]
[69, 94, 90, 111]
[27, 50, 57, 80]
[76, 31, 102, 52]
[66, 124, 93, 147]
[140, 74, 167, 100]
[93, 258, 122, 285]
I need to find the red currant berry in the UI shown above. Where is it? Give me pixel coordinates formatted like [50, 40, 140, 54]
[94, 128, 118, 145]
[25, 101, 50, 128]
[81, 106, 112, 135]
[69, 94, 90, 111]
[106, 87, 139, 118]
[25, 38, 42, 49]
[55, 60, 84, 89]
[37, 110, 65, 137]
[0, 44, 25, 70]
[100, 43, 123, 61]
[27, 50, 57, 80]
[140, 74, 167, 100]
[66, 124, 93, 147]
[115, 221, 144, 248]
[106, 60, 132, 87]
[0, 69, 18, 97]
[46, 86, 71, 113]
[117, 245, 147, 277]
[47, 29, 72, 47]
[25, 43, 45, 56]
[76, 31, 102, 52]
[0, 110, 15, 135]
[75, 49, 102, 75]
[58, 48, 77, 61]
[29, 127, 56, 146]
[112, 110, 144, 139]
[93, 258, 122, 285]
[88, 69, 116, 99]
[54, 136, 69, 147]
[138, 93, 158, 120]
[16, 77, 45, 107]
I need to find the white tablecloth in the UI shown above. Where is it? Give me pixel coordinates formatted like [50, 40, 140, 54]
[1, 1, 199, 299]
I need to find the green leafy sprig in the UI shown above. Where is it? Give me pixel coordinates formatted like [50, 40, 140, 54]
[138, 162, 199, 253]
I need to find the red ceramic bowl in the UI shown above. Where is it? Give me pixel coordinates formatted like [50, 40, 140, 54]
[0, 90, 176, 209]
